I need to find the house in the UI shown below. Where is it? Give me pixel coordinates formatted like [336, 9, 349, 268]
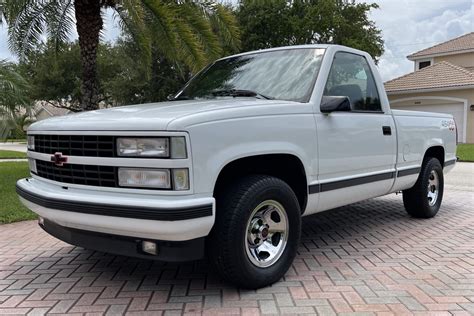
[385, 32, 474, 143]
[33, 101, 71, 121]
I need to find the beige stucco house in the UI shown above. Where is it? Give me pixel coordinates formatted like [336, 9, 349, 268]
[33, 101, 71, 121]
[385, 32, 474, 143]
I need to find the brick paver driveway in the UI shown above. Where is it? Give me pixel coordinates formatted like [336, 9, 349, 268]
[1, 172, 473, 315]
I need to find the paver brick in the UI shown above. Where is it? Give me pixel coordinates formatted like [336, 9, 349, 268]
[0, 190, 473, 315]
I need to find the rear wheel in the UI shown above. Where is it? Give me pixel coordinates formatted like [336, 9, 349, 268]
[403, 157, 444, 218]
[208, 175, 301, 289]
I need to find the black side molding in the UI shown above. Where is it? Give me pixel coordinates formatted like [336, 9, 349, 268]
[308, 185, 320, 194]
[308, 171, 395, 194]
[397, 167, 421, 177]
[308, 166, 429, 195]
[322, 172, 395, 192]
[444, 159, 456, 167]
[16, 185, 212, 221]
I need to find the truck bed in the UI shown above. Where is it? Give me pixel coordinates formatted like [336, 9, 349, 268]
[392, 109, 454, 118]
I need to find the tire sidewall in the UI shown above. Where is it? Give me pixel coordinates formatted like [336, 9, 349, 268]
[228, 180, 301, 287]
[420, 158, 444, 216]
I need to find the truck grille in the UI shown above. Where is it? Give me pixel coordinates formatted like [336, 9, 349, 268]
[34, 135, 115, 157]
[35, 160, 117, 187]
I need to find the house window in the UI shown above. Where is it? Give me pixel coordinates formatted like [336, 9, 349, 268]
[418, 61, 431, 69]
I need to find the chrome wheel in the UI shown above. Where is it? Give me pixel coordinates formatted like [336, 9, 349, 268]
[427, 170, 439, 206]
[245, 200, 289, 268]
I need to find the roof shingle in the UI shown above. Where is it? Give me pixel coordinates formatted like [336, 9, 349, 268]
[384, 61, 474, 93]
[407, 32, 474, 59]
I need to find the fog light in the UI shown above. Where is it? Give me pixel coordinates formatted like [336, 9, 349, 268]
[142, 241, 158, 255]
[38, 217, 44, 225]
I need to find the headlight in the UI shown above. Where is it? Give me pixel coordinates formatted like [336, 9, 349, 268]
[117, 137, 187, 158]
[117, 138, 169, 157]
[27, 135, 35, 150]
[118, 168, 171, 189]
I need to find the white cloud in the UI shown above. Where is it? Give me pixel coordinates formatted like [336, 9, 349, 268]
[367, 0, 473, 81]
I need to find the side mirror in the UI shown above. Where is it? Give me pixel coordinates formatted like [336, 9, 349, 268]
[320, 96, 351, 114]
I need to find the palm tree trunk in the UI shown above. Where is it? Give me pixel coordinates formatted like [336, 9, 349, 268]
[74, 0, 102, 111]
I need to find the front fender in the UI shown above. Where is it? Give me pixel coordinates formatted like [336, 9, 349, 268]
[186, 114, 318, 194]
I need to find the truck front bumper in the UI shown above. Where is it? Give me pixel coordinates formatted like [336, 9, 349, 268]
[16, 178, 215, 261]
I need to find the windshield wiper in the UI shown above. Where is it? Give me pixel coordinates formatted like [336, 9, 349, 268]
[211, 89, 273, 100]
[169, 95, 191, 101]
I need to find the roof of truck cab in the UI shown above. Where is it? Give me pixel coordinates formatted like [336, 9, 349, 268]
[217, 44, 334, 61]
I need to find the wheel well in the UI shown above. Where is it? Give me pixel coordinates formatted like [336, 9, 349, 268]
[213, 154, 308, 212]
[424, 146, 445, 166]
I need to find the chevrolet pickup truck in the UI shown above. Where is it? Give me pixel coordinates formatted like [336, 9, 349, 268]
[17, 45, 457, 289]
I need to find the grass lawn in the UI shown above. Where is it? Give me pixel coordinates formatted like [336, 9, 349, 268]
[2, 139, 26, 143]
[0, 150, 27, 159]
[457, 144, 474, 162]
[0, 162, 36, 224]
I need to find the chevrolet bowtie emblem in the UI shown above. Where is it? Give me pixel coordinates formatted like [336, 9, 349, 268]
[51, 152, 68, 166]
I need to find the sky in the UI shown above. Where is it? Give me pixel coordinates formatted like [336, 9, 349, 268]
[365, 0, 473, 81]
[0, 0, 473, 82]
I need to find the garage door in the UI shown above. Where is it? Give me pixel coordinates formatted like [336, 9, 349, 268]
[392, 103, 465, 142]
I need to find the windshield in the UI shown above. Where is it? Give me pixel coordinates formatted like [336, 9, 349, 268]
[176, 48, 326, 102]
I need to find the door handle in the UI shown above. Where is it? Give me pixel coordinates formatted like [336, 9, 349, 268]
[382, 126, 392, 136]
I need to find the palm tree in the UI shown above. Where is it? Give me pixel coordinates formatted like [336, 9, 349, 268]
[0, 59, 31, 139]
[0, 0, 240, 111]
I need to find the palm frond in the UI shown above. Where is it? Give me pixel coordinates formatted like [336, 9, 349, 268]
[0, 2, 5, 24]
[140, 0, 179, 61]
[45, 0, 75, 52]
[7, 0, 48, 57]
[206, 2, 241, 53]
[0, 59, 30, 139]
[176, 2, 222, 62]
[6, 0, 74, 58]
[115, 1, 153, 67]
[0, 59, 30, 112]
[116, 0, 240, 73]
[171, 16, 207, 72]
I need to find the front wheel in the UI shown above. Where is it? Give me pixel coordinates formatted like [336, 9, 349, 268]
[403, 157, 444, 218]
[208, 175, 301, 289]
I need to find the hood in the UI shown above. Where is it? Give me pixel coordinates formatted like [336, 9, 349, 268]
[28, 98, 303, 132]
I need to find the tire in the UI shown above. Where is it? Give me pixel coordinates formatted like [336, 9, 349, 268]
[208, 175, 301, 289]
[403, 157, 444, 218]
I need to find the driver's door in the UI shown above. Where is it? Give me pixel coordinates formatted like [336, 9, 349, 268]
[315, 52, 396, 211]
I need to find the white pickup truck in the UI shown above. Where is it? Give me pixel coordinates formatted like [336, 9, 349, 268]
[17, 45, 457, 289]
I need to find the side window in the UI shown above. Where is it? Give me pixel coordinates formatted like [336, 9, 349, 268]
[323, 52, 382, 112]
[418, 61, 431, 69]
